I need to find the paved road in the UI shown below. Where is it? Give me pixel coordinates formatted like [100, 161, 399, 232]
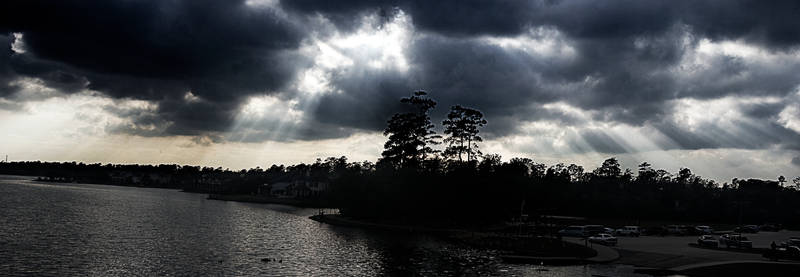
[562, 237, 620, 263]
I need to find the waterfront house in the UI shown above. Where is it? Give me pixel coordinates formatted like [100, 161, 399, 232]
[269, 182, 293, 197]
[266, 179, 324, 198]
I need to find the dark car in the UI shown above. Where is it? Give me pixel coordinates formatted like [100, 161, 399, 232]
[558, 225, 587, 237]
[720, 234, 753, 249]
[765, 246, 800, 261]
[615, 226, 641, 237]
[692, 225, 714, 235]
[760, 223, 782, 232]
[643, 226, 668, 236]
[734, 225, 759, 233]
[584, 225, 606, 236]
[697, 235, 719, 247]
[666, 225, 688, 236]
[781, 237, 800, 248]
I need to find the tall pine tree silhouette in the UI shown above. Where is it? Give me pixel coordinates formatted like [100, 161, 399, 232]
[380, 91, 440, 169]
[442, 105, 487, 162]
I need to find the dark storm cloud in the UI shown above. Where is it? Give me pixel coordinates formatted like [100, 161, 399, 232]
[300, 0, 800, 147]
[303, 24, 679, 136]
[0, 34, 17, 98]
[1, 1, 301, 78]
[8, 54, 90, 95]
[1, 0, 303, 136]
[285, 0, 670, 38]
[793, 157, 800, 167]
[2, 0, 800, 151]
[307, 33, 568, 139]
[740, 102, 785, 119]
[287, 0, 800, 48]
[674, 54, 800, 100]
[651, 118, 800, 152]
[312, 71, 413, 132]
[552, 116, 800, 155]
[409, 35, 559, 111]
[681, 0, 800, 50]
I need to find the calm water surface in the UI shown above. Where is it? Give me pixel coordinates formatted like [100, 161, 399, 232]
[0, 175, 646, 276]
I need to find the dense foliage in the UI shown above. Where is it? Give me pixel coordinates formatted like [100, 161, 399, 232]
[328, 156, 800, 227]
[330, 91, 800, 227]
[442, 105, 486, 162]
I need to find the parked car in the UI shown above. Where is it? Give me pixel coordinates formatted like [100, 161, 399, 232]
[697, 235, 719, 247]
[720, 234, 753, 249]
[588, 233, 618, 246]
[584, 225, 606, 236]
[760, 223, 782, 232]
[781, 237, 800, 248]
[643, 226, 667, 236]
[693, 225, 714, 235]
[558, 225, 586, 237]
[615, 226, 641, 237]
[734, 225, 759, 233]
[666, 225, 687, 236]
[765, 246, 800, 261]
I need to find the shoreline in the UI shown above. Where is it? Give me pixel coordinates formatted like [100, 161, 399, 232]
[207, 193, 329, 208]
[309, 214, 614, 265]
[26, 176, 181, 190]
[311, 214, 800, 276]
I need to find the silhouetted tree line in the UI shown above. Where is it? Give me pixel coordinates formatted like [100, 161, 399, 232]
[329, 149, 800, 227]
[326, 91, 800, 228]
[2, 91, 800, 228]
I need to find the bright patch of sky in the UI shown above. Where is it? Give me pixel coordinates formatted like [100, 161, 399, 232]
[483, 26, 577, 61]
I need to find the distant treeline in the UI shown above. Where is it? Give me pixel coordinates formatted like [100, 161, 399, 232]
[0, 159, 343, 195]
[3, 156, 797, 228]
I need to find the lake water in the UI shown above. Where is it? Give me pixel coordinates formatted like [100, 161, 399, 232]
[0, 175, 647, 276]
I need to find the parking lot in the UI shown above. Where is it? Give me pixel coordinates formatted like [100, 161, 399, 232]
[581, 230, 800, 268]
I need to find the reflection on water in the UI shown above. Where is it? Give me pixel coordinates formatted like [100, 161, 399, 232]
[0, 175, 647, 276]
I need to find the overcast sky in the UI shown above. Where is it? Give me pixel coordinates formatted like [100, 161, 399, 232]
[1, 0, 799, 182]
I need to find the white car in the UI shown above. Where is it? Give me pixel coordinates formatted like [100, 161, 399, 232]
[584, 225, 606, 236]
[588, 233, 618, 246]
[697, 235, 718, 247]
[694, 225, 714, 235]
[615, 226, 641, 237]
[665, 225, 688, 236]
[719, 234, 753, 249]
